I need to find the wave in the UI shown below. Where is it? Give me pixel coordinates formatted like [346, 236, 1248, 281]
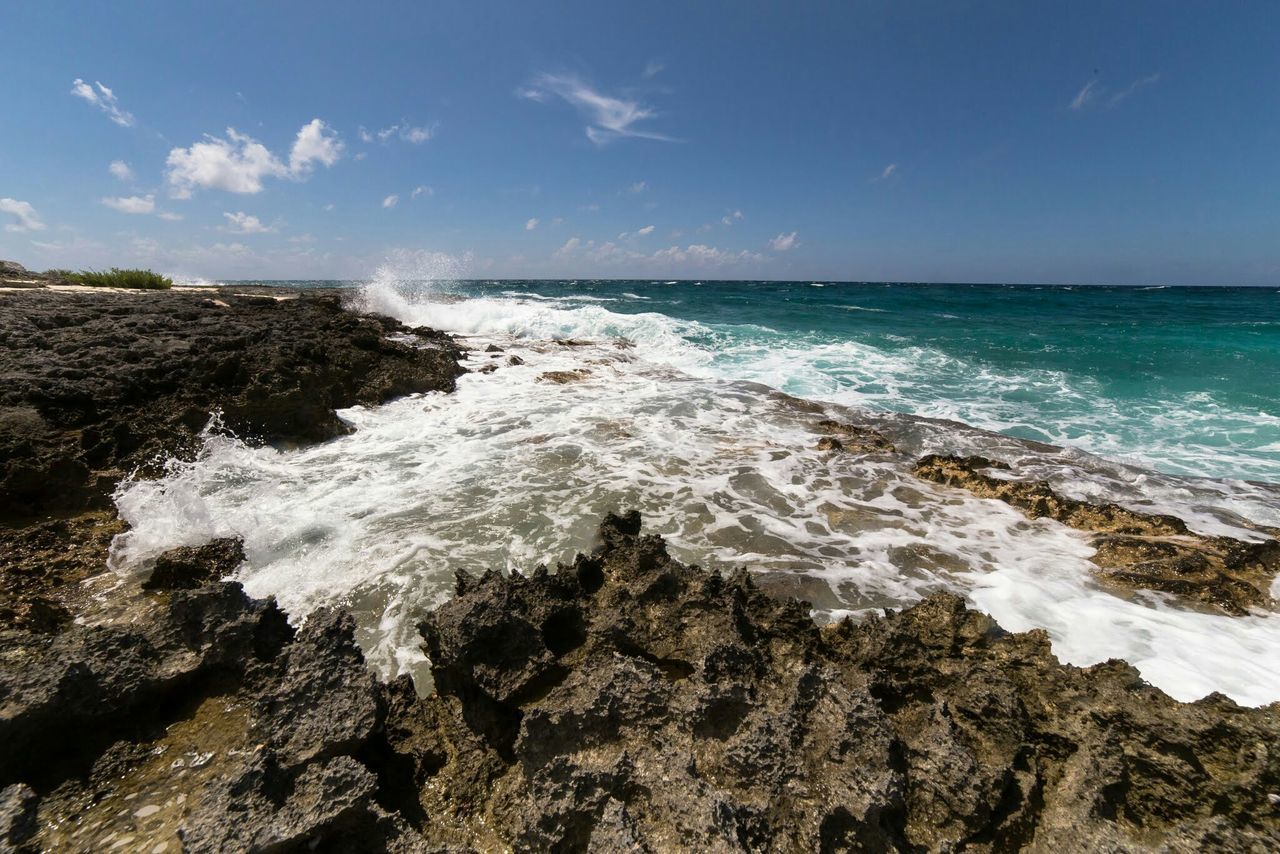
[111, 288, 1280, 703]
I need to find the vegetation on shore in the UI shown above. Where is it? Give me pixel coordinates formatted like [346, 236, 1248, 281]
[44, 267, 173, 289]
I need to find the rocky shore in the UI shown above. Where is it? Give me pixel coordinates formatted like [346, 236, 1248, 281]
[0, 282, 461, 633]
[1, 278, 1278, 851]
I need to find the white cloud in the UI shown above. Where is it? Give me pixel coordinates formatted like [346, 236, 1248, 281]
[518, 72, 674, 145]
[553, 237, 581, 258]
[0, 198, 45, 232]
[323, 203, 336, 212]
[642, 60, 665, 79]
[101, 194, 155, 214]
[221, 211, 275, 234]
[526, 217, 540, 231]
[1070, 79, 1099, 111]
[382, 194, 399, 209]
[1071, 74, 1161, 111]
[360, 123, 436, 145]
[879, 163, 897, 180]
[412, 185, 434, 199]
[70, 78, 134, 127]
[580, 203, 600, 212]
[402, 126, 433, 144]
[637, 224, 655, 236]
[156, 211, 184, 221]
[721, 209, 744, 226]
[1108, 73, 1162, 107]
[653, 244, 766, 267]
[769, 231, 799, 251]
[166, 128, 286, 197]
[628, 181, 647, 194]
[553, 236, 764, 269]
[165, 120, 342, 198]
[109, 160, 134, 182]
[289, 119, 344, 175]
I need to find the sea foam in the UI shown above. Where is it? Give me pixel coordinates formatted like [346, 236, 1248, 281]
[110, 278, 1280, 704]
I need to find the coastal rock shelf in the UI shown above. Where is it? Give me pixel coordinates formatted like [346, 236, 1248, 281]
[0, 286, 463, 632]
[914, 454, 1280, 615]
[2, 514, 1276, 851]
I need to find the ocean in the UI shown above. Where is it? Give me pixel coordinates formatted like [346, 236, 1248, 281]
[110, 276, 1280, 705]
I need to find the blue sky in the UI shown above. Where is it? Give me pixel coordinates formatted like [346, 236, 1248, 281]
[1, 1, 1277, 284]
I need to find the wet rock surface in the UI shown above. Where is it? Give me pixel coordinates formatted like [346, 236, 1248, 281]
[4, 514, 1276, 852]
[0, 287, 462, 520]
[0, 286, 463, 632]
[913, 454, 1280, 614]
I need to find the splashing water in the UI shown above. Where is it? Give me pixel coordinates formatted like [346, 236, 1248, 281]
[111, 274, 1280, 704]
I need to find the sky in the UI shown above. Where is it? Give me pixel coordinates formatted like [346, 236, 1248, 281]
[1, 1, 1277, 284]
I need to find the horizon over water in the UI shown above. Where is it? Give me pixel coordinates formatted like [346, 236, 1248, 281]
[113, 274, 1280, 706]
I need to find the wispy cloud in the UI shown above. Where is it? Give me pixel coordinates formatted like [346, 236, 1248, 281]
[768, 231, 799, 251]
[109, 160, 134, 182]
[165, 120, 343, 198]
[525, 217, 540, 231]
[518, 72, 675, 145]
[0, 198, 45, 233]
[721, 209, 744, 226]
[412, 185, 433, 199]
[101, 195, 155, 214]
[359, 122, 436, 145]
[1071, 73, 1161, 111]
[70, 78, 134, 127]
[554, 236, 764, 269]
[221, 211, 275, 234]
[1108, 73, 1162, 107]
[627, 181, 648, 194]
[1070, 79, 1100, 111]
[642, 60, 665, 79]
[382, 194, 399, 209]
[878, 163, 897, 180]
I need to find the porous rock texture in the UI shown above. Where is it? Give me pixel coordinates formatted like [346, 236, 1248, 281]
[0, 287, 462, 520]
[913, 454, 1280, 615]
[9, 514, 1274, 851]
[0, 285, 463, 632]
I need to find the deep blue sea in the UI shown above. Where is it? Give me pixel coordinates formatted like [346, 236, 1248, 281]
[116, 277, 1280, 705]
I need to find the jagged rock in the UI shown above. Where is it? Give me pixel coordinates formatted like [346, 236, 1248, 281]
[0, 783, 37, 850]
[143, 538, 245, 590]
[0, 288, 463, 523]
[816, 418, 897, 453]
[816, 436, 843, 451]
[537, 369, 591, 384]
[405, 513, 1280, 850]
[251, 609, 381, 769]
[0, 582, 292, 787]
[0, 287, 464, 633]
[178, 755, 381, 852]
[914, 453, 1280, 614]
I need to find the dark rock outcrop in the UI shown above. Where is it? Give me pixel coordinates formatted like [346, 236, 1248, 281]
[914, 454, 1280, 614]
[0, 288, 463, 522]
[5, 516, 1277, 851]
[0, 286, 463, 633]
[816, 418, 898, 453]
[404, 513, 1280, 850]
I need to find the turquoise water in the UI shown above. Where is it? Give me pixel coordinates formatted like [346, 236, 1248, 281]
[129, 276, 1279, 703]
[321, 278, 1278, 483]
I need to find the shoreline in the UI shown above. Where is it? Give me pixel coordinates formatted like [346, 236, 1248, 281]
[1, 281, 1277, 849]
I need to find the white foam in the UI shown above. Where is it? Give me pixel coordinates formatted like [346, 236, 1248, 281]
[110, 286, 1280, 704]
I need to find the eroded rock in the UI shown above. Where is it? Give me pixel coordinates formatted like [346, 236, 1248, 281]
[914, 453, 1280, 614]
[404, 512, 1280, 850]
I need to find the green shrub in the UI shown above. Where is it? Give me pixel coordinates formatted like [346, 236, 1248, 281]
[62, 268, 173, 290]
